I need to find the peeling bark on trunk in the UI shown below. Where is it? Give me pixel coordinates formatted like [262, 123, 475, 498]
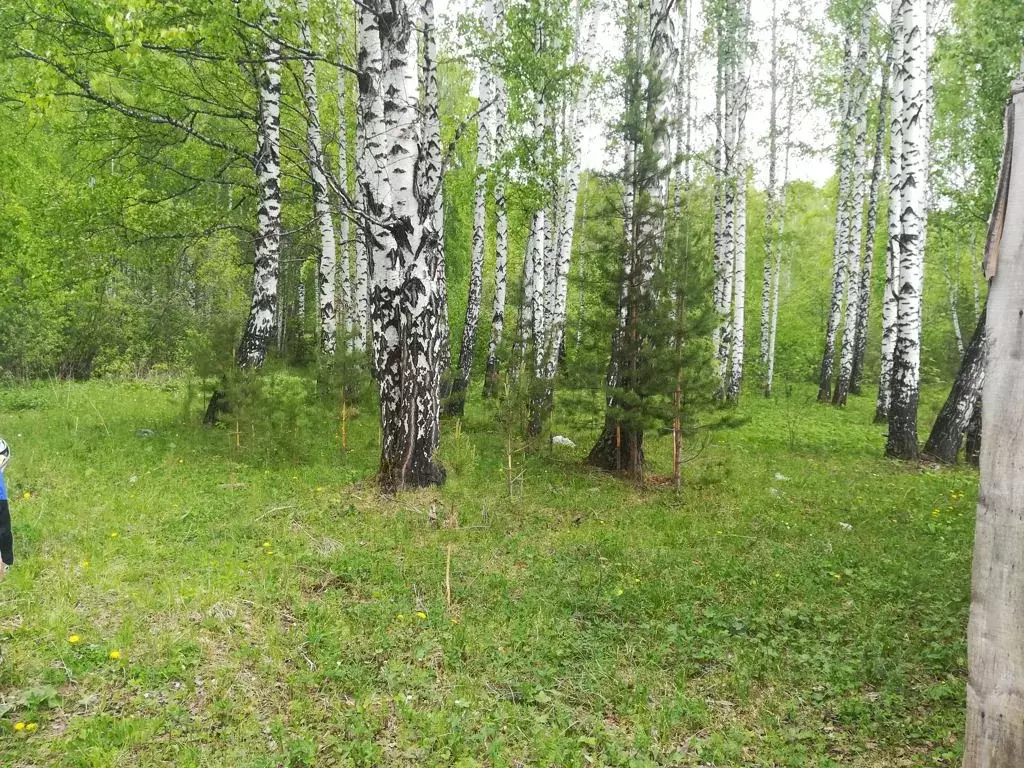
[923, 305, 986, 463]
[299, 0, 338, 355]
[963, 75, 1024, 766]
[886, 0, 928, 460]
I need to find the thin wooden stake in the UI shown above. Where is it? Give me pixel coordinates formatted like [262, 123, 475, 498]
[445, 544, 453, 609]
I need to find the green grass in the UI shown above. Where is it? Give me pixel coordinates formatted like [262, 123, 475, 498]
[0, 377, 974, 766]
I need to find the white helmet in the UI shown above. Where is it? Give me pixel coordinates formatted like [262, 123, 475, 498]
[0, 439, 9, 471]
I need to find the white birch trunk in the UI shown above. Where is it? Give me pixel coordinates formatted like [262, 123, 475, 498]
[817, 33, 857, 402]
[765, 71, 794, 398]
[420, 0, 449, 383]
[876, 0, 904, 422]
[483, 0, 509, 396]
[851, 51, 892, 395]
[358, 0, 445, 489]
[886, 0, 928, 459]
[238, 0, 282, 369]
[833, 10, 872, 405]
[298, 0, 338, 355]
[351, 4, 370, 353]
[726, 0, 750, 402]
[760, 0, 778, 371]
[336, 61, 353, 343]
[964, 74, 1024, 765]
[449, 0, 495, 411]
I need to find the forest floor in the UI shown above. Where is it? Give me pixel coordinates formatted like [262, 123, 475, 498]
[0, 376, 974, 767]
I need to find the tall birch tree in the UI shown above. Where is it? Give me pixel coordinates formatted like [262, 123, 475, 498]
[886, 0, 928, 459]
[357, 0, 445, 490]
[298, 0, 339, 355]
[237, 0, 283, 370]
[448, 0, 495, 415]
[876, 0, 903, 422]
[832, 6, 872, 406]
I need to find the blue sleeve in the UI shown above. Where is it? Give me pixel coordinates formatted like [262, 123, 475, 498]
[0, 472, 6, 501]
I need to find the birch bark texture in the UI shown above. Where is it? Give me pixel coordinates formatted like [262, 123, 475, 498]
[833, 7, 872, 406]
[886, 0, 928, 460]
[850, 50, 892, 395]
[298, 0, 338, 355]
[449, 0, 495, 414]
[876, 0, 904, 422]
[963, 74, 1024, 768]
[237, 0, 282, 369]
[587, 0, 673, 475]
[726, 0, 750, 403]
[922, 304, 985, 464]
[357, 0, 445, 491]
[817, 33, 857, 403]
[483, 0, 509, 397]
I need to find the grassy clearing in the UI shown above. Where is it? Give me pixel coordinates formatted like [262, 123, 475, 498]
[0, 378, 973, 766]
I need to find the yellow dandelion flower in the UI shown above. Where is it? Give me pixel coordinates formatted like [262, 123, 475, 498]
[110, 531, 119, 538]
[80, 561, 89, 568]
[315, 487, 324, 493]
[262, 541, 271, 548]
[25, 723, 37, 732]
[615, 588, 624, 596]
[396, 613, 405, 620]
[109, 650, 122, 660]
[14, 722, 25, 731]
[415, 611, 427, 620]
[68, 634, 81, 644]
[263, 549, 273, 556]
[23, 491, 31, 500]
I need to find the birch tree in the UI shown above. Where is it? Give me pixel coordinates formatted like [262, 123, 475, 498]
[850, 48, 892, 395]
[237, 0, 283, 370]
[531, 4, 595, 433]
[760, 0, 780, 374]
[725, 0, 750, 403]
[832, 6, 872, 406]
[298, 0, 338, 355]
[817, 27, 859, 403]
[448, 0, 495, 415]
[923, 304, 985, 463]
[420, 0, 449, 383]
[483, 0, 509, 397]
[886, 0, 929, 460]
[875, 0, 904, 423]
[963, 68, 1024, 765]
[765, 61, 795, 398]
[357, 0, 445, 490]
